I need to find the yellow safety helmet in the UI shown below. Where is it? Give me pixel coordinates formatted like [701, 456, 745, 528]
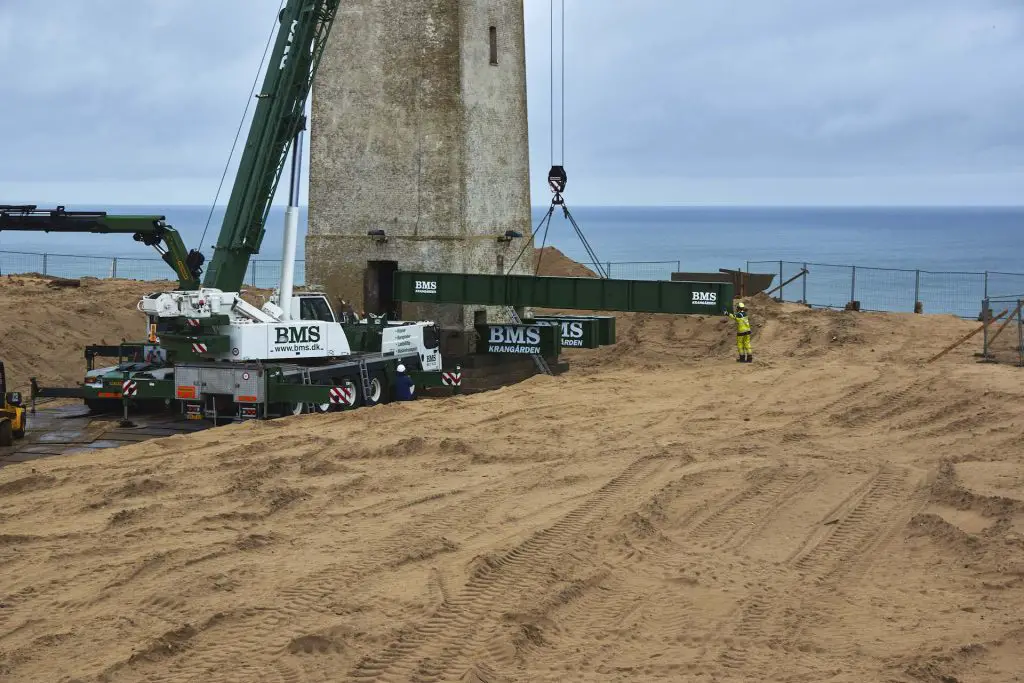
[736, 302, 746, 309]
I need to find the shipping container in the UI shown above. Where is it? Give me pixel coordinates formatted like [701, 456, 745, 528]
[474, 323, 562, 357]
[528, 315, 616, 346]
[523, 317, 601, 349]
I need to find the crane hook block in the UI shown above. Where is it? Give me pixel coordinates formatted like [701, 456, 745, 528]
[548, 165, 567, 194]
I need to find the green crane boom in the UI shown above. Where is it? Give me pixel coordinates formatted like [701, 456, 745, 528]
[201, 0, 341, 293]
[0, 205, 204, 290]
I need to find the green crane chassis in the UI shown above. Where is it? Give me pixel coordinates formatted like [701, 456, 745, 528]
[33, 350, 460, 423]
[31, 317, 462, 424]
[155, 352, 458, 422]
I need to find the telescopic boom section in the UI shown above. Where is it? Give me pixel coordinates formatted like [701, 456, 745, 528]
[201, 0, 341, 293]
[0, 205, 204, 290]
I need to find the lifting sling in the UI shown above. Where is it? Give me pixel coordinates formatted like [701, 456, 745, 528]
[506, 0, 608, 280]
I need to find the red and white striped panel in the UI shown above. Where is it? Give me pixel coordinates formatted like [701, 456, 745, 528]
[329, 386, 355, 406]
[191, 343, 208, 354]
[122, 379, 138, 397]
[186, 318, 201, 328]
[441, 370, 462, 386]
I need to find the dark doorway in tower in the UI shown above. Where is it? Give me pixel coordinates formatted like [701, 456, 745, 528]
[364, 260, 399, 318]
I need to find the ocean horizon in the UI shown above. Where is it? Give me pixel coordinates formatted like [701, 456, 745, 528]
[2, 204, 1020, 274]
[3, 204, 1021, 317]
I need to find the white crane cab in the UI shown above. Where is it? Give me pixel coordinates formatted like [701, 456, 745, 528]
[273, 291, 443, 371]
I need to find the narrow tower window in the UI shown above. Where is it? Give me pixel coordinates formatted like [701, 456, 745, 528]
[489, 26, 498, 65]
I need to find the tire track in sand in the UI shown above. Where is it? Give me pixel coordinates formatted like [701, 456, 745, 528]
[103, 479, 518, 683]
[713, 464, 930, 678]
[346, 453, 677, 682]
[685, 466, 818, 552]
[576, 463, 819, 677]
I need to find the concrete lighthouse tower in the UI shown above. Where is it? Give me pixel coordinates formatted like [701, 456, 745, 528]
[306, 0, 533, 353]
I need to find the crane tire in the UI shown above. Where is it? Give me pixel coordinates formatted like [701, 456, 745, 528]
[361, 371, 389, 407]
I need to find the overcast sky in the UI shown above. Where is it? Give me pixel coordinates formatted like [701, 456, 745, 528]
[1, 0, 1021, 207]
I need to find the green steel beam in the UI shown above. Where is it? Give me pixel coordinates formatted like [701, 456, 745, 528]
[395, 271, 735, 316]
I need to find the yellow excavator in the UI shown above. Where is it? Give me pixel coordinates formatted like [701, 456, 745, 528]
[0, 361, 27, 446]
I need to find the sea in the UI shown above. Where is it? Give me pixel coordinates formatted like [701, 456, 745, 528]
[1, 205, 1021, 318]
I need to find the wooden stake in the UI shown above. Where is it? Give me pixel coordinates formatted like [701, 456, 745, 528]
[765, 268, 809, 298]
[985, 301, 1023, 347]
[927, 309, 1007, 363]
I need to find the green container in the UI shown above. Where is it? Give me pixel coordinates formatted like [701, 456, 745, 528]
[395, 271, 733, 316]
[474, 323, 561, 357]
[530, 314, 616, 346]
[525, 317, 601, 348]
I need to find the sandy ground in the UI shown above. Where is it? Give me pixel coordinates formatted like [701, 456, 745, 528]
[0, 275, 174, 394]
[2, 267, 1024, 682]
[0, 275, 277, 395]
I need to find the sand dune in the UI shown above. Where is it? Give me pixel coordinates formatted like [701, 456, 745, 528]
[0, 275, 275, 395]
[2, 276, 1024, 681]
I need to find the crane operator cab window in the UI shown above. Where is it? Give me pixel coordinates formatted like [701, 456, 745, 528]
[299, 296, 336, 323]
[423, 324, 440, 351]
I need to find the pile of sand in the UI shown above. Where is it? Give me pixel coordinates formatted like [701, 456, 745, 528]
[0, 275, 175, 393]
[0, 275, 271, 393]
[1, 272, 1023, 682]
[534, 246, 598, 278]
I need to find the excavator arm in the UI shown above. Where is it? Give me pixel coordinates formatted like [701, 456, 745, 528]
[0, 205, 204, 290]
[201, 0, 341, 293]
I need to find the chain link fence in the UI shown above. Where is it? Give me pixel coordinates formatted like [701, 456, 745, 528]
[0, 251, 678, 288]
[979, 296, 1024, 366]
[4, 249, 1019, 323]
[0, 250, 308, 290]
[748, 260, 1024, 320]
[578, 260, 682, 280]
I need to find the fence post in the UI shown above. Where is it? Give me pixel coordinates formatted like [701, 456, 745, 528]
[1018, 299, 1023, 367]
[914, 270, 921, 313]
[778, 261, 783, 301]
[984, 271, 989, 299]
[42, 253, 48, 276]
[982, 298, 990, 360]
[110, 257, 118, 279]
[606, 262, 611, 278]
[801, 262, 808, 304]
[676, 260, 681, 273]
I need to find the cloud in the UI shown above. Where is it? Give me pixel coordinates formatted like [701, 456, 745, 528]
[0, 0, 287, 186]
[525, 0, 1024, 203]
[2, 0, 1021, 206]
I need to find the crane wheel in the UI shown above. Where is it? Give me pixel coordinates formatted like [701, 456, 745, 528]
[362, 371, 389, 407]
[0, 419, 12, 447]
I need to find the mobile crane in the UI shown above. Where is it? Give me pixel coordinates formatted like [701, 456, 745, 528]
[28, 0, 461, 420]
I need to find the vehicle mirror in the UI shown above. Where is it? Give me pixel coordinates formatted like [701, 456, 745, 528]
[6, 391, 22, 407]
